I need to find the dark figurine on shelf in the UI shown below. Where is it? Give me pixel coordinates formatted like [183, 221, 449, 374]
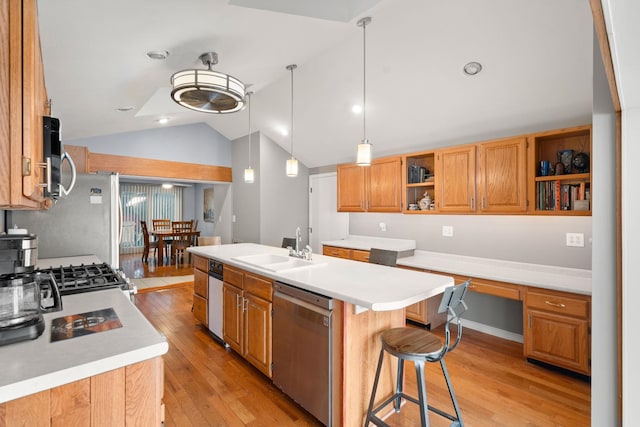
[554, 162, 564, 175]
[572, 151, 590, 173]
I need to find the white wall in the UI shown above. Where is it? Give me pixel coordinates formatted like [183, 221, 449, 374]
[68, 123, 232, 167]
[231, 132, 309, 247]
[591, 29, 618, 425]
[193, 183, 233, 244]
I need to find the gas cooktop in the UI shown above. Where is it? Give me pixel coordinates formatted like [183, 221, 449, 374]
[37, 263, 130, 295]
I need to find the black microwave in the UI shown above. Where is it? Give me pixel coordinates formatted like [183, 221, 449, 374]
[43, 116, 75, 199]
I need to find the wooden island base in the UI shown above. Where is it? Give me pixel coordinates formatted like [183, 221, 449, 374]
[335, 301, 405, 426]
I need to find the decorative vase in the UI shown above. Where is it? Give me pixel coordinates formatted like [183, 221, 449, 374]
[419, 192, 431, 210]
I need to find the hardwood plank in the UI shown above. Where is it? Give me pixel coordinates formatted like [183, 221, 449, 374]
[132, 261, 590, 426]
[91, 368, 125, 427]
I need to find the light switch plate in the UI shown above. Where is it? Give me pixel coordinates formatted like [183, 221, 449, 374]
[566, 232, 585, 247]
[442, 226, 454, 237]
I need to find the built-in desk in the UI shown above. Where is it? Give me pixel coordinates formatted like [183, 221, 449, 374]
[322, 242, 592, 376]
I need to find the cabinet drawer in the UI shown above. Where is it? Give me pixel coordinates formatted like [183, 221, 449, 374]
[193, 294, 208, 326]
[224, 265, 244, 288]
[244, 273, 273, 302]
[467, 277, 521, 300]
[193, 269, 208, 298]
[194, 255, 208, 272]
[526, 289, 589, 318]
[323, 246, 350, 259]
[350, 249, 370, 262]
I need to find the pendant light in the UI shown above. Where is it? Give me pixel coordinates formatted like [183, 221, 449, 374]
[244, 91, 254, 183]
[286, 64, 299, 177]
[356, 17, 372, 166]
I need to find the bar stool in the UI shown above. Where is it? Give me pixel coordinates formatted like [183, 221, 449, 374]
[365, 280, 470, 427]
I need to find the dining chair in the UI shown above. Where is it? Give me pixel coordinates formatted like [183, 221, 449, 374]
[198, 236, 221, 246]
[140, 220, 158, 263]
[368, 248, 398, 267]
[152, 219, 173, 261]
[171, 221, 194, 264]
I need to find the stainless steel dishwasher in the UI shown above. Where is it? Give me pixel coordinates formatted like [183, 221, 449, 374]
[273, 281, 333, 426]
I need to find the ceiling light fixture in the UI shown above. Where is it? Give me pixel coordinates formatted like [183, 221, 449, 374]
[170, 52, 246, 114]
[244, 91, 255, 184]
[285, 64, 299, 177]
[463, 61, 483, 76]
[356, 17, 372, 166]
[156, 117, 169, 125]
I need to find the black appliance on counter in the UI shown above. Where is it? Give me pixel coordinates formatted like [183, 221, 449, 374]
[0, 235, 62, 346]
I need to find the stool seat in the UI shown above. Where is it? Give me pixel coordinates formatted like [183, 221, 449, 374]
[381, 328, 444, 361]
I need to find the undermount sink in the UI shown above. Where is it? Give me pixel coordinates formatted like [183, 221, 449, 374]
[232, 253, 326, 273]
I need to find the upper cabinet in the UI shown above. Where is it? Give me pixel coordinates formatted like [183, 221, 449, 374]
[337, 156, 402, 213]
[435, 145, 477, 213]
[528, 125, 591, 215]
[477, 137, 528, 213]
[1, 0, 49, 209]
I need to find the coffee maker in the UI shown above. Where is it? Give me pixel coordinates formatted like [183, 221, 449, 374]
[0, 234, 62, 346]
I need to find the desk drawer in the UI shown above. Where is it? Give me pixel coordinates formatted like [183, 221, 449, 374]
[526, 289, 589, 318]
[323, 246, 350, 259]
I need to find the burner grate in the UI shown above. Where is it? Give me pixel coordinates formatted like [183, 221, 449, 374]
[38, 263, 129, 295]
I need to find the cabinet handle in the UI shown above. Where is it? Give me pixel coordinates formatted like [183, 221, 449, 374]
[528, 313, 531, 328]
[36, 157, 52, 193]
[236, 294, 242, 308]
[470, 197, 475, 210]
[544, 300, 566, 308]
[482, 197, 486, 209]
[242, 297, 248, 312]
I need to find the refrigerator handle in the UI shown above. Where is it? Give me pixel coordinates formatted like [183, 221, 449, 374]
[59, 151, 77, 197]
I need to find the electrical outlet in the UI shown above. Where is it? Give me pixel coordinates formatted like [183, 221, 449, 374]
[379, 222, 387, 232]
[566, 232, 585, 247]
[232, 215, 236, 223]
[442, 226, 454, 237]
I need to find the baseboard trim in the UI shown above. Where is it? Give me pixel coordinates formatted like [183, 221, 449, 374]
[461, 319, 524, 343]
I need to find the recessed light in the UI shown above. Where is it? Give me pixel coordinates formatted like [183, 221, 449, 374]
[352, 104, 362, 114]
[156, 117, 170, 125]
[146, 50, 169, 60]
[115, 106, 135, 112]
[463, 61, 483, 76]
[161, 183, 173, 189]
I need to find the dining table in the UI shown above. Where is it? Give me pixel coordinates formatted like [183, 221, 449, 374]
[151, 229, 200, 264]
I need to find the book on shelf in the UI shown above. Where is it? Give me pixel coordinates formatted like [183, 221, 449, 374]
[536, 180, 589, 211]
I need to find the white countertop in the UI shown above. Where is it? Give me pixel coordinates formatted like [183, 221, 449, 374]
[0, 289, 168, 404]
[189, 243, 453, 311]
[398, 250, 591, 295]
[321, 235, 416, 252]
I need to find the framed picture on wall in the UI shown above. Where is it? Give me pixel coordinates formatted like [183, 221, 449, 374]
[204, 188, 215, 222]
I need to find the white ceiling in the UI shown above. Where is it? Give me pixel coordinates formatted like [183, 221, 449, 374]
[37, 0, 594, 169]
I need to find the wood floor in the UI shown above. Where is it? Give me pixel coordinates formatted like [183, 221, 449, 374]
[129, 255, 591, 426]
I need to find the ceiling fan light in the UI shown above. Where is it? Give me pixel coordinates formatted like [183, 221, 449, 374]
[244, 167, 255, 183]
[356, 140, 372, 166]
[170, 52, 246, 114]
[286, 158, 299, 177]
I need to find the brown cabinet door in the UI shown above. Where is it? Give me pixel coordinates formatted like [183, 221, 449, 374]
[436, 146, 476, 212]
[337, 163, 366, 212]
[477, 137, 527, 212]
[222, 283, 243, 354]
[243, 294, 273, 377]
[323, 245, 351, 259]
[368, 157, 402, 212]
[525, 309, 590, 375]
[193, 294, 208, 326]
[406, 301, 425, 323]
[193, 268, 208, 298]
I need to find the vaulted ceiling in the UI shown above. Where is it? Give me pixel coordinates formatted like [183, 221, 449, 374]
[38, 0, 594, 168]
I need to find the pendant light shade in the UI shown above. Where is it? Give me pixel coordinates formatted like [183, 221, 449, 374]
[286, 64, 298, 177]
[244, 91, 254, 183]
[356, 17, 372, 166]
[171, 52, 246, 114]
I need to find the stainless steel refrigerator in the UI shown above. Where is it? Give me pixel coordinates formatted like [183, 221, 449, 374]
[8, 172, 121, 268]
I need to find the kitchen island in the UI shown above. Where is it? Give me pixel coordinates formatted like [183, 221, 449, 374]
[0, 289, 168, 425]
[188, 243, 454, 426]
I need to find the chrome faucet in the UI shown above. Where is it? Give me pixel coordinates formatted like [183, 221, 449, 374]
[288, 227, 312, 260]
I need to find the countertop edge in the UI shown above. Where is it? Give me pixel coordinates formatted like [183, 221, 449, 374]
[0, 342, 168, 404]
